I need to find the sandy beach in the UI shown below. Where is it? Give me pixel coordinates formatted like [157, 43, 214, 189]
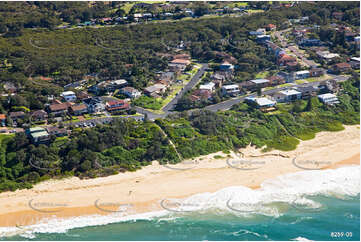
[0, 125, 359, 227]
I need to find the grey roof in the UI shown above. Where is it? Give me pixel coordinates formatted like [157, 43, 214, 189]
[250, 79, 270, 84]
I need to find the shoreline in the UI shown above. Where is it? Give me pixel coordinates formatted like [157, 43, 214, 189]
[0, 125, 359, 228]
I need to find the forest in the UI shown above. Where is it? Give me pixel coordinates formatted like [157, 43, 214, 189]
[0, 76, 359, 192]
[0, 1, 359, 114]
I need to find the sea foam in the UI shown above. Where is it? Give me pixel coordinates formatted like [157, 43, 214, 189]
[0, 165, 359, 238]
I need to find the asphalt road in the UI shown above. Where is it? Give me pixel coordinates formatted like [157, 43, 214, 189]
[288, 45, 318, 67]
[162, 63, 208, 112]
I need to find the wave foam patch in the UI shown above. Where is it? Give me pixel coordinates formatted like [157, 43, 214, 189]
[0, 165, 359, 238]
[0, 210, 169, 239]
[174, 165, 360, 216]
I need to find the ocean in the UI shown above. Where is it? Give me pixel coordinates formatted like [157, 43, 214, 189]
[1, 166, 359, 241]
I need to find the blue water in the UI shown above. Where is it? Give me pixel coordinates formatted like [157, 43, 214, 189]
[2, 195, 359, 241]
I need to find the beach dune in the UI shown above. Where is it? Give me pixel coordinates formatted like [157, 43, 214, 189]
[0, 125, 359, 227]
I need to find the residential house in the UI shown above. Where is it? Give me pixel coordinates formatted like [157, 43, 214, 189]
[297, 86, 319, 99]
[9, 111, 25, 122]
[245, 97, 277, 112]
[156, 79, 171, 88]
[316, 51, 340, 61]
[120, 87, 141, 99]
[144, 84, 167, 97]
[60, 91, 77, 102]
[349, 57, 360, 69]
[190, 89, 213, 102]
[285, 60, 299, 71]
[332, 62, 351, 73]
[345, 31, 356, 42]
[318, 93, 339, 105]
[3, 82, 17, 93]
[173, 53, 190, 60]
[309, 68, 325, 77]
[211, 73, 227, 88]
[90, 79, 128, 94]
[249, 28, 266, 36]
[101, 79, 128, 92]
[169, 59, 191, 71]
[70, 104, 88, 116]
[48, 102, 71, 116]
[221, 84, 240, 97]
[46, 126, 68, 137]
[277, 55, 297, 66]
[31, 110, 48, 122]
[199, 82, 215, 92]
[256, 35, 271, 43]
[355, 36, 360, 46]
[0, 114, 6, 126]
[319, 80, 340, 93]
[249, 79, 270, 90]
[268, 75, 285, 85]
[265, 24, 276, 31]
[105, 100, 130, 113]
[293, 70, 310, 80]
[83, 97, 105, 113]
[219, 61, 234, 72]
[332, 12, 343, 20]
[273, 89, 302, 102]
[157, 72, 175, 83]
[77, 91, 90, 100]
[277, 71, 294, 82]
[298, 38, 322, 47]
[266, 41, 282, 56]
[27, 127, 50, 144]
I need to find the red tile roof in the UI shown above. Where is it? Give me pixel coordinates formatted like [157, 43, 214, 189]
[171, 59, 191, 65]
[335, 62, 351, 69]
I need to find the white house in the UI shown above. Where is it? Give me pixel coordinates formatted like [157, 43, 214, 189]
[221, 84, 240, 96]
[245, 97, 276, 108]
[121, 87, 141, 99]
[273, 89, 302, 102]
[318, 93, 339, 105]
[60, 91, 77, 102]
[199, 82, 216, 92]
[294, 70, 310, 80]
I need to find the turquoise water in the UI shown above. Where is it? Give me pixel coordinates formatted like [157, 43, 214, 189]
[2, 195, 359, 241]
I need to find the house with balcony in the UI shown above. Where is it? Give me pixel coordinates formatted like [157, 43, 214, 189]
[273, 89, 302, 102]
[70, 104, 88, 116]
[293, 70, 310, 80]
[221, 84, 240, 97]
[245, 96, 277, 112]
[0, 114, 6, 126]
[120, 87, 141, 99]
[60, 91, 77, 102]
[318, 93, 339, 105]
[105, 100, 130, 113]
[27, 127, 50, 144]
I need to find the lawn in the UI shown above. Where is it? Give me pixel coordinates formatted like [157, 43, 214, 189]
[246, 9, 265, 14]
[304, 74, 332, 83]
[255, 71, 269, 79]
[295, 79, 307, 84]
[133, 95, 163, 110]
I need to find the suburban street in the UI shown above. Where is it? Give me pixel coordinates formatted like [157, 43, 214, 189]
[273, 28, 318, 67]
[288, 45, 319, 67]
[162, 63, 208, 112]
